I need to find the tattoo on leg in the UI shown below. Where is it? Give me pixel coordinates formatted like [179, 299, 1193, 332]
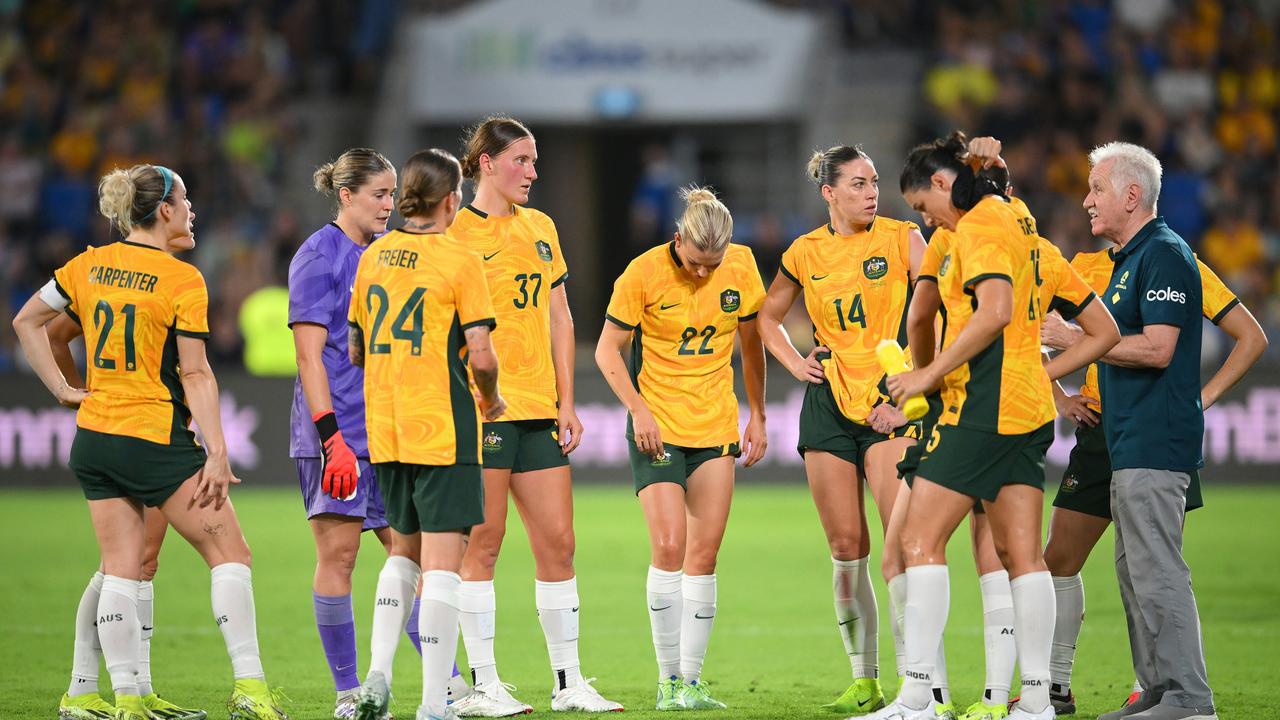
[203, 521, 227, 536]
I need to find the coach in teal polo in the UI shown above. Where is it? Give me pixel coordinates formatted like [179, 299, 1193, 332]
[1086, 143, 1216, 720]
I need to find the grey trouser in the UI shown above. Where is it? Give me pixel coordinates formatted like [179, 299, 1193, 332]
[1111, 468, 1214, 709]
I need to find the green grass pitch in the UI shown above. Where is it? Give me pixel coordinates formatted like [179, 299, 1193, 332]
[3, 484, 1277, 719]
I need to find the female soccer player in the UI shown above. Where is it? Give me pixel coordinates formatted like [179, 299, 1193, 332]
[754, 145, 926, 714]
[448, 116, 621, 714]
[12, 164, 286, 720]
[348, 147, 506, 720]
[874, 132, 1117, 720]
[1039, 236, 1268, 715]
[48, 309, 204, 720]
[595, 187, 768, 711]
[290, 147, 412, 718]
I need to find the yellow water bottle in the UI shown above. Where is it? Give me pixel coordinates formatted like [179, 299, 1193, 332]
[876, 339, 929, 420]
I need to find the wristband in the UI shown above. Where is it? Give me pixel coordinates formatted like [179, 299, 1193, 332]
[312, 410, 339, 444]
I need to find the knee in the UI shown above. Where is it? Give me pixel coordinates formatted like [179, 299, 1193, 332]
[466, 525, 506, 572]
[826, 530, 865, 561]
[317, 543, 359, 578]
[881, 551, 903, 581]
[683, 545, 718, 576]
[996, 543, 1041, 577]
[899, 526, 939, 567]
[651, 535, 685, 572]
[1043, 540, 1085, 577]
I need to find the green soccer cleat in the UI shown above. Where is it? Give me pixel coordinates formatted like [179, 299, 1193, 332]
[959, 700, 1008, 720]
[112, 694, 152, 720]
[143, 693, 207, 720]
[655, 677, 686, 711]
[227, 679, 289, 720]
[59, 692, 117, 720]
[678, 680, 726, 710]
[934, 701, 958, 720]
[821, 678, 886, 714]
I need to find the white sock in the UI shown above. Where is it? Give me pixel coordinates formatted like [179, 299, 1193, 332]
[1010, 571, 1055, 713]
[137, 580, 155, 696]
[887, 574, 907, 679]
[979, 570, 1016, 706]
[98, 575, 141, 696]
[901, 565, 949, 710]
[458, 580, 498, 685]
[536, 577, 583, 690]
[646, 566, 683, 680]
[69, 572, 104, 696]
[1050, 574, 1084, 693]
[369, 556, 421, 686]
[833, 557, 879, 679]
[211, 563, 265, 680]
[420, 571, 462, 717]
[680, 574, 717, 683]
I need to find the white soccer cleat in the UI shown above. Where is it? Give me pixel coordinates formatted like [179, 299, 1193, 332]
[333, 690, 358, 719]
[451, 681, 532, 717]
[550, 679, 623, 713]
[1006, 705, 1055, 720]
[447, 674, 473, 706]
[858, 698, 937, 720]
[417, 705, 458, 720]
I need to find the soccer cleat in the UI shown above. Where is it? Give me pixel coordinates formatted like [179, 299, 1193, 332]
[678, 680, 726, 710]
[417, 705, 458, 720]
[448, 673, 473, 706]
[333, 691, 357, 719]
[959, 701, 1008, 720]
[227, 678, 289, 720]
[451, 681, 533, 717]
[655, 677, 686, 711]
[143, 694, 207, 720]
[550, 678, 624, 712]
[59, 692, 116, 720]
[1124, 691, 1142, 708]
[861, 698, 936, 720]
[821, 678, 886, 714]
[1005, 705, 1054, 720]
[112, 695, 152, 720]
[934, 702, 958, 720]
[1049, 689, 1076, 716]
[355, 672, 392, 720]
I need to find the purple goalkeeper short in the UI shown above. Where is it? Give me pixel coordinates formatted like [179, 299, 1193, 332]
[296, 457, 388, 531]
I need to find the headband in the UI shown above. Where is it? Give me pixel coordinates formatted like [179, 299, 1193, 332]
[140, 165, 174, 222]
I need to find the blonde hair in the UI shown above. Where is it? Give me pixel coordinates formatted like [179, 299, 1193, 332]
[676, 186, 732, 253]
[98, 164, 172, 236]
[313, 148, 395, 210]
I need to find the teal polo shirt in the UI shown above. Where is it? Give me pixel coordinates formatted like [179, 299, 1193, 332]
[1099, 218, 1203, 473]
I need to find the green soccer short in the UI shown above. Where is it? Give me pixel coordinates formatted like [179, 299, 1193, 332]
[375, 462, 485, 534]
[69, 428, 206, 507]
[914, 421, 1054, 501]
[1053, 421, 1204, 519]
[630, 442, 740, 494]
[481, 419, 570, 473]
[798, 379, 920, 471]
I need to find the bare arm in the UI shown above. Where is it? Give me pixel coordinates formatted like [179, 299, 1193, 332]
[465, 325, 505, 420]
[1102, 324, 1181, 369]
[1044, 300, 1120, 380]
[47, 312, 85, 389]
[595, 320, 664, 458]
[737, 317, 768, 468]
[549, 284, 583, 453]
[906, 229, 927, 282]
[906, 278, 941, 370]
[177, 335, 239, 509]
[11, 294, 87, 407]
[292, 322, 336, 416]
[757, 274, 824, 383]
[1202, 303, 1268, 409]
[347, 323, 365, 368]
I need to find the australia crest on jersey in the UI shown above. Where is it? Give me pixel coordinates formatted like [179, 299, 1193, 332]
[720, 288, 740, 313]
[863, 256, 889, 280]
[535, 240, 553, 262]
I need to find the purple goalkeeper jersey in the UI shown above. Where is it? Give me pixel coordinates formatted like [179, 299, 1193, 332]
[288, 223, 371, 458]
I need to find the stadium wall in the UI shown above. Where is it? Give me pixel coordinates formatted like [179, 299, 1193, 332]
[1, 367, 1277, 487]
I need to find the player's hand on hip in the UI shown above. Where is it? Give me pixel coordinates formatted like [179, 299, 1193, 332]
[868, 403, 908, 434]
[1055, 392, 1100, 427]
[480, 392, 507, 422]
[741, 413, 768, 468]
[631, 403, 665, 460]
[321, 431, 359, 501]
[558, 405, 584, 455]
[56, 382, 89, 409]
[793, 345, 828, 384]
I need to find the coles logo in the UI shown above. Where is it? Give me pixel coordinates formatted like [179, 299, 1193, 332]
[1146, 287, 1187, 304]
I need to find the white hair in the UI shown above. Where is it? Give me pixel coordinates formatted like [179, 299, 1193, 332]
[1088, 142, 1162, 213]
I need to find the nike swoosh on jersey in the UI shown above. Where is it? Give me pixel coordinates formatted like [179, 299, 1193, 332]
[811, 273, 830, 281]
[483, 251, 501, 261]
[660, 302, 681, 310]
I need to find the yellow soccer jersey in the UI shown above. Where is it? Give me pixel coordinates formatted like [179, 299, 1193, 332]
[348, 230, 497, 466]
[52, 241, 209, 445]
[779, 216, 919, 423]
[449, 204, 567, 421]
[605, 242, 766, 447]
[1072, 249, 1239, 403]
[934, 196, 1055, 434]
